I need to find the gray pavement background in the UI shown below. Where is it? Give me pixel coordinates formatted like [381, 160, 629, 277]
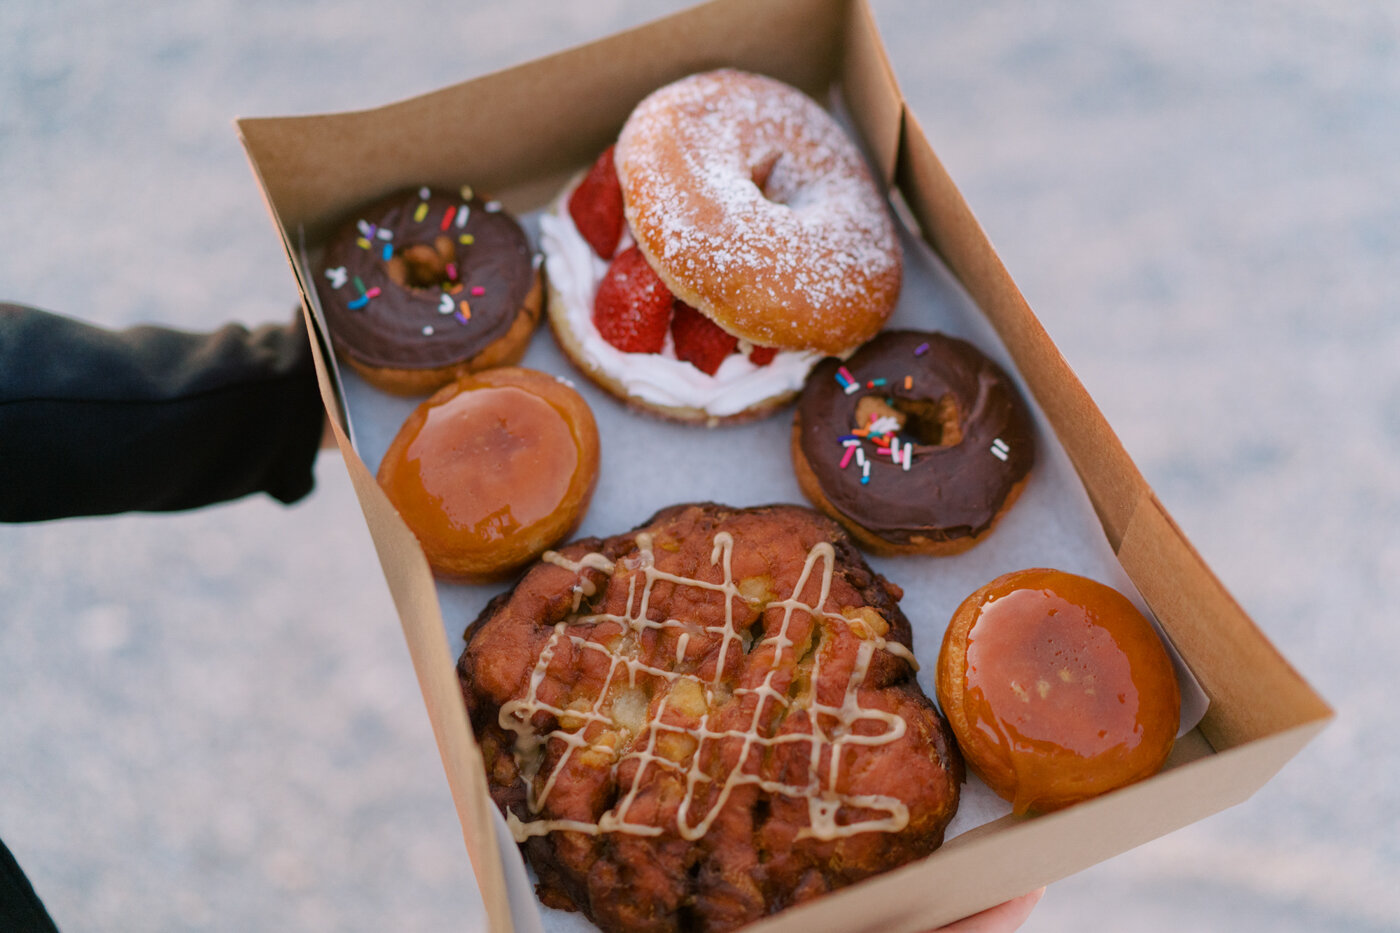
[2, 1, 1396, 930]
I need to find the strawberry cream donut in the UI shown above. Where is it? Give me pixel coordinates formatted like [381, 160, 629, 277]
[541, 69, 902, 426]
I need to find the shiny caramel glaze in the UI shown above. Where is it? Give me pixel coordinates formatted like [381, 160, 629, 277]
[936, 568, 1180, 814]
[377, 367, 599, 581]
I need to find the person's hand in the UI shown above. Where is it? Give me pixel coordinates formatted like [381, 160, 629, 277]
[927, 887, 1045, 933]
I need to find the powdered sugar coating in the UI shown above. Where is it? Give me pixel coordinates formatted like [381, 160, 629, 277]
[616, 70, 902, 355]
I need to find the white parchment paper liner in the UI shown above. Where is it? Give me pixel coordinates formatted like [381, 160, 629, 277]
[302, 197, 1208, 932]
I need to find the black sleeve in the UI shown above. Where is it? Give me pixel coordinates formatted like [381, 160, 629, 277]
[0, 837, 59, 933]
[0, 302, 325, 522]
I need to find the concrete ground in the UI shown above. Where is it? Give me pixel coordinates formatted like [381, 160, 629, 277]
[2, 1, 1396, 930]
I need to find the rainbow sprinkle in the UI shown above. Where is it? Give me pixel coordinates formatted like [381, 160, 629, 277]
[868, 415, 901, 437]
[827, 375, 925, 488]
[914, 342, 930, 356]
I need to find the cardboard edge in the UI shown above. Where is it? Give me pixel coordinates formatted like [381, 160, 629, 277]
[889, 100, 1330, 749]
[235, 0, 851, 240]
[333, 427, 517, 933]
[242, 108, 520, 924]
[234, 121, 350, 436]
[838, 0, 904, 187]
[1118, 494, 1334, 748]
[891, 107, 1146, 551]
[740, 717, 1329, 932]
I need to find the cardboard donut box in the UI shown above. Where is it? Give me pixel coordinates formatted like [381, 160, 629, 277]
[237, 0, 1331, 929]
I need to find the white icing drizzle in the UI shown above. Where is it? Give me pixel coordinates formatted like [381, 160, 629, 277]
[498, 532, 917, 844]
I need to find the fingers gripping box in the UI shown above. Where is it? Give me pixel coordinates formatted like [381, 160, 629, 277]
[238, 1, 1330, 929]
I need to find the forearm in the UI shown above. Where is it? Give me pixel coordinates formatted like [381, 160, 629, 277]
[0, 303, 324, 521]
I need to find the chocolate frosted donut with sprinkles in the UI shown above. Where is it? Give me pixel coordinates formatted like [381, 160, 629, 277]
[458, 502, 962, 933]
[315, 186, 542, 395]
[792, 330, 1036, 556]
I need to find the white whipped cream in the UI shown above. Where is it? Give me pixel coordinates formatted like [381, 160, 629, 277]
[539, 190, 823, 418]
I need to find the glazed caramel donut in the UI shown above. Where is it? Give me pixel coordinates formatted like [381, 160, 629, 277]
[376, 367, 598, 581]
[936, 569, 1181, 815]
[792, 330, 1035, 556]
[615, 69, 902, 356]
[316, 187, 542, 396]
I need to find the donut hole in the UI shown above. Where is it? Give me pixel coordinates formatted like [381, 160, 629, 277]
[750, 150, 783, 201]
[892, 395, 963, 448]
[851, 394, 962, 448]
[388, 235, 460, 289]
[853, 395, 904, 435]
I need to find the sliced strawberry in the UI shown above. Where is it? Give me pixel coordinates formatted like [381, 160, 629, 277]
[593, 246, 672, 353]
[671, 301, 738, 376]
[748, 345, 778, 366]
[568, 144, 625, 259]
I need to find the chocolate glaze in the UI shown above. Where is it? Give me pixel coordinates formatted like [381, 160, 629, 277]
[316, 187, 535, 371]
[796, 330, 1035, 546]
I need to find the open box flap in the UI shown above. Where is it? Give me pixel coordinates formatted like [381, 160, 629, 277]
[890, 105, 1331, 747]
[740, 717, 1328, 932]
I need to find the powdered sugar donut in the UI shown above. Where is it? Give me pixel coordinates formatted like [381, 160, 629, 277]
[615, 69, 902, 356]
